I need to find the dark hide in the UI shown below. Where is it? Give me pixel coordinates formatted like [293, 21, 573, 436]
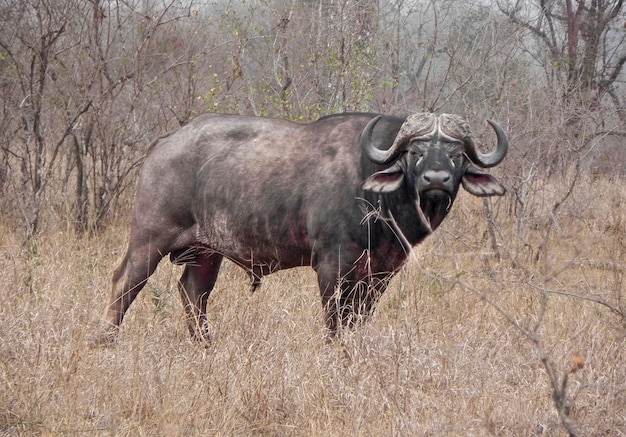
[98, 112, 507, 343]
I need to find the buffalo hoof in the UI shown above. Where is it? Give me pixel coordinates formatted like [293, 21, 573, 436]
[191, 324, 212, 344]
[92, 326, 119, 347]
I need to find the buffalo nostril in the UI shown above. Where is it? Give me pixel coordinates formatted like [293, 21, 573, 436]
[423, 170, 451, 185]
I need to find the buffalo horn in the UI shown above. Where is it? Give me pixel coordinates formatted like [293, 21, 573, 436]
[361, 114, 431, 165]
[464, 119, 509, 168]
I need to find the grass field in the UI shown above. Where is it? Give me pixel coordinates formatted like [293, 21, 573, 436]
[1, 175, 624, 436]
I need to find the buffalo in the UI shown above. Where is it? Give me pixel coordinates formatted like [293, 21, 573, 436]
[97, 112, 508, 343]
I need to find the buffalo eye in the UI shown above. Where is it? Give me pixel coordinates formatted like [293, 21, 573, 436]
[449, 152, 462, 167]
[409, 148, 425, 165]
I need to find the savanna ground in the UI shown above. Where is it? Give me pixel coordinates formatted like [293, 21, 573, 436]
[1, 175, 625, 436]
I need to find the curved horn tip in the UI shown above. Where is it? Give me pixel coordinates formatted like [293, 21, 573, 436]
[482, 118, 509, 168]
[361, 115, 396, 165]
[462, 118, 509, 168]
[368, 115, 382, 129]
[487, 119, 508, 144]
[486, 118, 506, 134]
[486, 118, 500, 129]
[361, 115, 382, 136]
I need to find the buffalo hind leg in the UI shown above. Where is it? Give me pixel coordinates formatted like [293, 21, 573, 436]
[96, 243, 165, 345]
[178, 251, 223, 341]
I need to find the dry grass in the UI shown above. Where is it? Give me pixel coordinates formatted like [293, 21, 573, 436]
[1, 176, 624, 436]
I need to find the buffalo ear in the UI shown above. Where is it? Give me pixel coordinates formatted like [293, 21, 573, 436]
[462, 164, 506, 196]
[362, 164, 405, 193]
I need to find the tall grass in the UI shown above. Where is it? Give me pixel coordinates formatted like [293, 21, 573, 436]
[0, 176, 624, 436]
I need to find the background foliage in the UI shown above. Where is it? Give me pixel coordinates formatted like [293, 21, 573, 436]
[0, 0, 624, 236]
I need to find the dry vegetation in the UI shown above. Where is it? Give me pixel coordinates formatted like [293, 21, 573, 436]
[1, 175, 624, 436]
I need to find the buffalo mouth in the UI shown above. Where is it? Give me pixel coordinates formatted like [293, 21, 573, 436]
[416, 189, 453, 231]
[421, 187, 451, 200]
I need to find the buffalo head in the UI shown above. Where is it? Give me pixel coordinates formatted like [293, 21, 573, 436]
[360, 113, 507, 231]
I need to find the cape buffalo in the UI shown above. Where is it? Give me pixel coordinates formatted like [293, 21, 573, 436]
[98, 112, 508, 343]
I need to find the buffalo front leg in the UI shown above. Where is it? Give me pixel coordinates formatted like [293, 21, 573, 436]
[316, 260, 394, 336]
[96, 244, 164, 345]
[315, 258, 359, 336]
[177, 251, 223, 341]
[340, 275, 391, 327]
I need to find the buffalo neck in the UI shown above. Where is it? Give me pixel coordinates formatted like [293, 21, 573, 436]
[361, 189, 434, 252]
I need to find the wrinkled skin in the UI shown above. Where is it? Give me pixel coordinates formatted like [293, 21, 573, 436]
[97, 112, 507, 343]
